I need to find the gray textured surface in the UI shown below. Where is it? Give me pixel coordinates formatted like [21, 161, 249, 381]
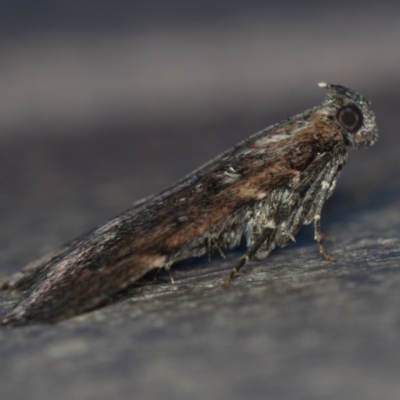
[1, 2, 400, 399]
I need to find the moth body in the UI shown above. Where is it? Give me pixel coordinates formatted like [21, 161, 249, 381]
[0, 83, 378, 325]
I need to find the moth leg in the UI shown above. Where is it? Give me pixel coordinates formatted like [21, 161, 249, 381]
[281, 222, 296, 243]
[164, 264, 175, 284]
[207, 237, 213, 262]
[213, 239, 226, 259]
[153, 267, 163, 282]
[313, 215, 337, 262]
[153, 264, 175, 284]
[224, 227, 274, 288]
[207, 237, 226, 262]
[310, 160, 345, 263]
[320, 232, 334, 242]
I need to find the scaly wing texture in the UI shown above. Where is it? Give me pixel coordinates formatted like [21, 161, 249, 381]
[1, 107, 345, 325]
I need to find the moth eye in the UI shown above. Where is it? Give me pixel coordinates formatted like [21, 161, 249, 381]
[336, 104, 363, 133]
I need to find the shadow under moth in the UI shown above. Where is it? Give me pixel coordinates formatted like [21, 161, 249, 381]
[0, 83, 378, 326]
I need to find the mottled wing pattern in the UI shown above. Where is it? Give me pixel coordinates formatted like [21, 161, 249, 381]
[1, 113, 342, 325]
[0, 83, 378, 325]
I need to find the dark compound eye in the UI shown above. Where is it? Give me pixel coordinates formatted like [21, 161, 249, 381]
[336, 104, 363, 133]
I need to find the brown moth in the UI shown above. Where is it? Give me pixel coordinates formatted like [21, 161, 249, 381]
[0, 83, 378, 326]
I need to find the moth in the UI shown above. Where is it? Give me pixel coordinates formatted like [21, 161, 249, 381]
[0, 83, 378, 326]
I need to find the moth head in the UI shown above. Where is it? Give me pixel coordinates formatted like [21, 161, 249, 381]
[318, 82, 378, 149]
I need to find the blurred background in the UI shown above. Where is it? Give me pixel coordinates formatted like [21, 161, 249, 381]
[1, 1, 400, 399]
[0, 0, 398, 136]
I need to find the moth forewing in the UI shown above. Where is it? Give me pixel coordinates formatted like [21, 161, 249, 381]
[0, 83, 378, 325]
